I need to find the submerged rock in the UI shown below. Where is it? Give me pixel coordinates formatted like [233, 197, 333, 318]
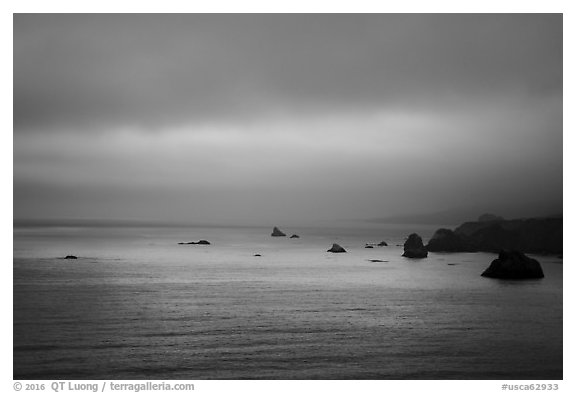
[402, 233, 428, 258]
[290, 234, 300, 238]
[327, 243, 346, 253]
[271, 227, 286, 237]
[481, 250, 544, 279]
[64, 255, 78, 259]
[377, 241, 388, 247]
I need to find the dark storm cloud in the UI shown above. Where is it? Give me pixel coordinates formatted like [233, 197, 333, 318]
[14, 14, 561, 131]
[13, 14, 562, 224]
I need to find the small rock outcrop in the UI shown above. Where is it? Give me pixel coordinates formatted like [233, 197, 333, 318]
[65, 255, 78, 259]
[377, 241, 388, 247]
[254, 254, 262, 257]
[481, 250, 544, 279]
[290, 234, 300, 238]
[327, 243, 346, 253]
[179, 240, 211, 245]
[402, 233, 428, 258]
[365, 245, 374, 249]
[271, 227, 286, 237]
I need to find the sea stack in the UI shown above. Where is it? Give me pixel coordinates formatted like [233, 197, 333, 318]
[327, 243, 346, 253]
[271, 227, 286, 237]
[402, 233, 428, 258]
[481, 250, 544, 279]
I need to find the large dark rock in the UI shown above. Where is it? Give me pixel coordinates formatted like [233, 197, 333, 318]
[271, 227, 286, 237]
[64, 255, 77, 259]
[403, 249, 428, 258]
[402, 233, 428, 258]
[481, 250, 544, 279]
[426, 228, 472, 252]
[327, 243, 346, 253]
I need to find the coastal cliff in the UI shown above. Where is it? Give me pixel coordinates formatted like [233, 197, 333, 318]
[426, 217, 562, 255]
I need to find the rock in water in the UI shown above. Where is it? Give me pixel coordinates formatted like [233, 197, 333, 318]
[196, 240, 210, 245]
[481, 250, 544, 279]
[365, 245, 374, 249]
[377, 241, 388, 247]
[65, 255, 78, 259]
[327, 243, 346, 253]
[290, 234, 300, 238]
[271, 227, 286, 237]
[254, 254, 262, 257]
[426, 228, 471, 252]
[402, 233, 428, 258]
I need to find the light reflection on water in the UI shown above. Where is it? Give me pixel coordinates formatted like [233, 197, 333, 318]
[13, 225, 562, 379]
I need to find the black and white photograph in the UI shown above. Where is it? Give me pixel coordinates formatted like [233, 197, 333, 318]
[11, 9, 566, 385]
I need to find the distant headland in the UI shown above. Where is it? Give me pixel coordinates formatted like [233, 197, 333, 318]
[426, 215, 562, 255]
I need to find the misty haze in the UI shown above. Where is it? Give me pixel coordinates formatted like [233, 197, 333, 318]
[13, 14, 562, 380]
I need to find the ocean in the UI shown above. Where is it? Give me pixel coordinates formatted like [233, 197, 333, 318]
[13, 224, 563, 379]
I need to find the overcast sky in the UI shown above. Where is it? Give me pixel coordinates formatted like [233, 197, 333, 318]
[13, 14, 562, 225]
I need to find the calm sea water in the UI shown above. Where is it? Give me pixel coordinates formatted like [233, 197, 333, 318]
[13, 224, 563, 379]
